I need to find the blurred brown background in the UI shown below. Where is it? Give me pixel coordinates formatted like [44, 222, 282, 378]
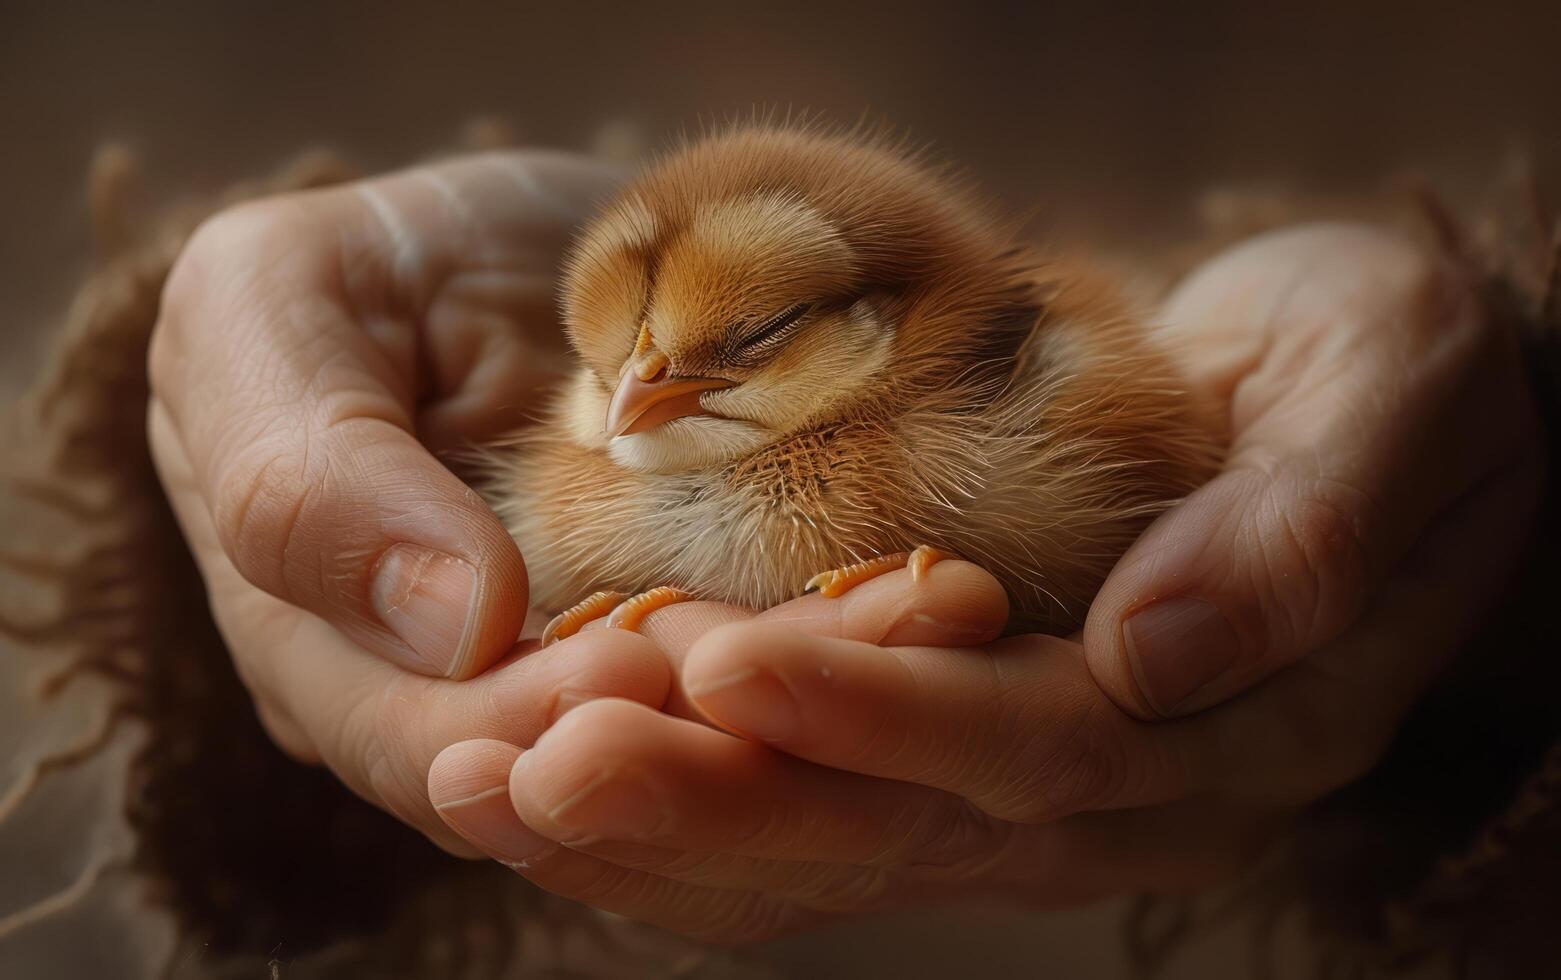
[4, 0, 1558, 392]
[2, 3, 1557, 975]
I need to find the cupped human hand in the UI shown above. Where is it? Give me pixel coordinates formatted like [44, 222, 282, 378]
[148, 157, 1001, 858]
[148, 151, 635, 853]
[1084, 223, 1542, 719]
[149, 151, 620, 683]
[427, 224, 1543, 940]
[155, 385, 996, 858]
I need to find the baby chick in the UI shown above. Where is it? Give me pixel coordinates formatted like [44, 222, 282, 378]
[488, 124, 1223, 642]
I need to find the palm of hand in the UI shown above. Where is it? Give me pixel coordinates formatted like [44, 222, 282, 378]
[150, 149, 1542, 944]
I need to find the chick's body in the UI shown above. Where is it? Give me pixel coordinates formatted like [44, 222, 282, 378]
[490, 125, 1222, 631]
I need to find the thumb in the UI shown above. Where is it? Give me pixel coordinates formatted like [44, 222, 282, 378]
[1084, 460, 1376, 718]
[1085, 223, 1509, 719]
[150, 195, 529, 679]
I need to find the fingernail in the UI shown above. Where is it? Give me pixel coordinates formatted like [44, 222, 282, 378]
[1122, 596, 1241, 716]
[371, 543, 478, 676]
[435, 785, 555, 866]
[685, 667, 799, 742]
[547, 769, 668, 841]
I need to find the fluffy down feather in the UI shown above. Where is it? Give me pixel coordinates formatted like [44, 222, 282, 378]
[487, 123, 1223, 631]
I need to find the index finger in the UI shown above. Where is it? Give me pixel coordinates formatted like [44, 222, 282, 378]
[574, 558, 1010, 694]
[681, 441, 1538, 820]
[684, 623, 1203, 823]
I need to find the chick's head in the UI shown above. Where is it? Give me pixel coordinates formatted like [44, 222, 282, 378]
[559, 125, 1013, 473]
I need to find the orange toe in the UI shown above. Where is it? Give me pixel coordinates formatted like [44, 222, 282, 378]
[541, 591, 626, 647]
[907, 545, 956, 582]
[804, 545, 956, 598]
[606, 586, 696, 632]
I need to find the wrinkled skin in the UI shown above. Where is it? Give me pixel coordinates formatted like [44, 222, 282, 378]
[149, 151, 1542, 940]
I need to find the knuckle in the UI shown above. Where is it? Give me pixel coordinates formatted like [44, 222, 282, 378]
[1244, 466, 1373, 657]
[370, 676, 422, 775]
[559, 695, 645, 739]
[184, 200, 298, 267]
[544, 633, 672, 723]
[366, 679, 421, 794]
[307, 678, 396, 805]
[163, 201, 295, 316]
[212, 436, 331, 594]
[980, 690, 1127, 823]
[1279, 484, 1370, 608]
[525, 701, 658, 803]
[152, 205, 285, 397]
[361, 678, 471, 849]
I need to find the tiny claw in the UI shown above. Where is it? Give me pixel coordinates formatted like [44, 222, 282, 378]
[541, 591, 626, 646]
[803, 569, 847, 595]
[804, 545, 958, 598]
[908, 545, 956, 582]
[606, 586, 696, 633]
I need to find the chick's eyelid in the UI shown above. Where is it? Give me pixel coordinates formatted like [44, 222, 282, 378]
[734, 302, 812, 351]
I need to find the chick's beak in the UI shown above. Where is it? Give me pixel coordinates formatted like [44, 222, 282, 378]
[605, 348, 734, 437]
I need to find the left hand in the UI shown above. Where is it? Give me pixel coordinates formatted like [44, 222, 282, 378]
[427, 223, 1543, 942]
[430, 560, 1278, 943]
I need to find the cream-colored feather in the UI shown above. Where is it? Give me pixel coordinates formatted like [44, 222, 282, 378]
[486, 123, 1223, 632]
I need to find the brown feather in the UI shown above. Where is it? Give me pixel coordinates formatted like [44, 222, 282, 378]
[486, 123, 1224, 631]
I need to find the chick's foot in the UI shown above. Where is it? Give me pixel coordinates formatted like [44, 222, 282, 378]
[804, 545, 956, 598]
[541, 590, 627, 646]
[606, 586, 697, 633]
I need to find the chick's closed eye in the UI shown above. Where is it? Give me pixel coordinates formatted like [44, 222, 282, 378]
[730, 302, 813, 361]
[486, 122, 1223, 634]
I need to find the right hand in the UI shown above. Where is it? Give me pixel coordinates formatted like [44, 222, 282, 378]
[155, 391, 993, 856]
[150, 151, 622, 684]
[149, 152, 626, 852]
[146, 152, 995, 856]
